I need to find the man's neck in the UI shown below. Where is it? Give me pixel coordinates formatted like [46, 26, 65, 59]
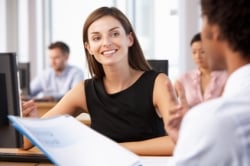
[225, 49, 250, 75]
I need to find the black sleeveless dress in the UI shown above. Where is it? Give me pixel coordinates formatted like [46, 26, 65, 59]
[85, 70, 166, 142]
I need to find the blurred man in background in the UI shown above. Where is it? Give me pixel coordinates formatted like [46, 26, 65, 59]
[30, 41, 84, 101]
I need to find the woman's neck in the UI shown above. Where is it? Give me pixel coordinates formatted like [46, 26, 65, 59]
[199, 67, 211, 96]
[103, 65, 142, 94]
[199, 66, 211, 76]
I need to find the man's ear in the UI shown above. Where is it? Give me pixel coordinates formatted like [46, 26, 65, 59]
[65, 54, 69, 60]
[63, 53, 69, 61]
[84, 42, 93, 55]
[212, 24, 223, 41]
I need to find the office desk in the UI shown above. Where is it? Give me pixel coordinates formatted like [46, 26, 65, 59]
[35, 102, 57, 117]
[0, 148, 53, 166]
[0, 162, 52, 166]
[35, 102, 91, 126]
[0, 147, 171, 166]
[0, 157, 171, 166]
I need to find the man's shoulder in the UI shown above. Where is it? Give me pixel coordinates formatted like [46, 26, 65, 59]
[174, 97, 250, 165]
[67, 65, 81, 71]
[183, 98, 223, 124]
[183, 95, 250, 139]
[37, 68, 54, 78]
[67, 65, 83, 74]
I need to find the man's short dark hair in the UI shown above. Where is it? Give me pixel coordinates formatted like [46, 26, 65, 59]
[201, 0, 250, 59]
[190, 33, 201, 46]
[48, 41, 70, 55]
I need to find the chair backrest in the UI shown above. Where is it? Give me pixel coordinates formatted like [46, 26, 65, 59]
[147, 59, 168, 75]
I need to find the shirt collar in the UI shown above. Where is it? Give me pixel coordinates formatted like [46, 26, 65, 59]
[223, 64, 250, 97]
[52, 64, 69, 77]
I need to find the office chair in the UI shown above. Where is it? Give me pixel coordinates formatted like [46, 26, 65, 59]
[147, 59, 168, 75]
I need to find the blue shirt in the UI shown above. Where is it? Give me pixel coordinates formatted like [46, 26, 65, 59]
[169, 64, 250, 166]
[30, 65, 84, 100]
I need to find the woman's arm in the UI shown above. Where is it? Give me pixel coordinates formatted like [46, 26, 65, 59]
[120, 136, 175, 156]
[42, 81, 87, 118]
[153, 73, 179, 134]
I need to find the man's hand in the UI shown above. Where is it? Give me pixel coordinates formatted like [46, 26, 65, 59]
[166, 80, 189, 143]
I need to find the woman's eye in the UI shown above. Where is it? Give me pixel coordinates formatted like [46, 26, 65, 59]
[111, 32, 120, 37]
[92, 36, 101, 41]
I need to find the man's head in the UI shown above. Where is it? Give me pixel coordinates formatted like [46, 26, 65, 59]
[48, 41, 70, 73]
[200, 0, 250, 71]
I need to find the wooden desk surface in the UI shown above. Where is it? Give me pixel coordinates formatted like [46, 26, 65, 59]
[35, 101, 57, 117]
[0, 148, 171, 166]
[35, 101, 91, 126]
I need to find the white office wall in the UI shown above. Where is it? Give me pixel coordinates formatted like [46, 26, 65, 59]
[178, 0, 201, 76]
[0, 0, 7, 52]
[17, 0, 29, 62]
[17, 0, 48, 79]
[154, 0, 180, 80]
[0, 0, 17, 53]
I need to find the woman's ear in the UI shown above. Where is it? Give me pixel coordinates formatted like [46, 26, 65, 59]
[84, 42, 93, 55]
[127, 32, 134, 47]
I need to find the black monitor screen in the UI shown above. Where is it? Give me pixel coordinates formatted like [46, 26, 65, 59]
[0, 53, 23, 148]
[18, 62, 30, 96]
[148, 59, 168, 75]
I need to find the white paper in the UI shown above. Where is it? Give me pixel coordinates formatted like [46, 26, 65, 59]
[8, 115, 141, 166]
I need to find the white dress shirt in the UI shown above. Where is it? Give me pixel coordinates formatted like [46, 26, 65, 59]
[30, 65, 84, 100]
[169, 64, 250, 166]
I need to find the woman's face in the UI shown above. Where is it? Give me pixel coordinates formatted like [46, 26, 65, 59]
[191, 41, 208, 69]
[85, 16, 133, 67]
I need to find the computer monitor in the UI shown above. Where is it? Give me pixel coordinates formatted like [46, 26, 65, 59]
[18, 62, 30, 96]
[147, 59, 168, 75]
[0, 53, 23, 148]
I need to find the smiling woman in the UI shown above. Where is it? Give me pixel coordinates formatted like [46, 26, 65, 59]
[24, 6, 179, 156]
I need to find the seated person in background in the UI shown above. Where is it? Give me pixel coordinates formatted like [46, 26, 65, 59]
[176, 32, 227, 108]
[30, 41, 84, 101]
[23, 6, 179, 156]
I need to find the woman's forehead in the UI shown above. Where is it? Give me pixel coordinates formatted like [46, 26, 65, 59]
[88, 16, 123, 34]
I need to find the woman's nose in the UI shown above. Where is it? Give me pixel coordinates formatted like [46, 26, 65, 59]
[102, 36, 112, 47]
